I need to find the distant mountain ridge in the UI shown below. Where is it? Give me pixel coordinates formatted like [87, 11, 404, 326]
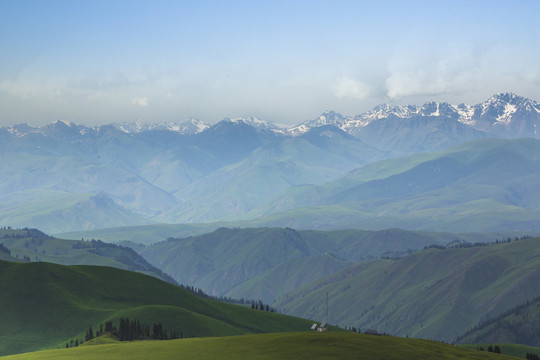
[2, 93, 539, 139]
[288, 92, 540, 139]
[2, 93, 540, 233]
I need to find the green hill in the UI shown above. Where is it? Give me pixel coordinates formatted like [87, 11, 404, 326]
[274, 237, 540, 343]
[0, 260, 314, 356]
[140, 227, 493, 303]
[0, 332, 520, 360]
[456, 297, 540, 346]
[459, 343, 540, 359]
[0, 228, 174, 283]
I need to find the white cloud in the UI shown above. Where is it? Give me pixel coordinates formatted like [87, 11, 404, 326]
[0, 78, 64, 101]
[332, 77, 371, 100]
[385, 44, 479, 100]
[131, 97, 149, 107]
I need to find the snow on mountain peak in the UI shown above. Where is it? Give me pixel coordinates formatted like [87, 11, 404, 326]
[285, 93, 539, 137]
[113, 118, 209, 135]
[220, 117, 285, 134]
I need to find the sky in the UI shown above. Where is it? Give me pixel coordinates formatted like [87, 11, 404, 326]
[1, 0, 540, 127]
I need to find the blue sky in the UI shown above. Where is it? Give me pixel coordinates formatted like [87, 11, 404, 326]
[1, 0, 539, 126]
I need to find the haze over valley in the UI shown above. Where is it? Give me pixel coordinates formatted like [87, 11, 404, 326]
[2, 1, 540, 359]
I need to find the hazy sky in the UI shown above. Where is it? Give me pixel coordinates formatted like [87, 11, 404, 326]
[1, 0, 540, 126]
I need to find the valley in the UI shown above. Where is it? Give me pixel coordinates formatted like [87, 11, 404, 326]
[3, 1, 540, 358]
[2, 93, 540, 359]
[1, 93, 539, 234]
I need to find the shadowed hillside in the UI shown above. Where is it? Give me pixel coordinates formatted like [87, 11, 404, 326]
[274, 237, 540, 342]
[0, 260, 315, 356]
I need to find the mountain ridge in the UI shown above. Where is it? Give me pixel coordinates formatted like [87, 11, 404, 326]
[3, 92, 539, 139]
[2, 93, 540, 233]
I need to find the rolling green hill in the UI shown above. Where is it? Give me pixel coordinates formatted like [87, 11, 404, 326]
[0, 228, 174, 283]
[0, 332, 521, 360]
[139, 227, 504, 303]
[273, 237, 540, 343]
[0, 260, 315, 356]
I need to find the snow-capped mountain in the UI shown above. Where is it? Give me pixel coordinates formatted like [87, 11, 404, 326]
[221, 116, 286, 134]
[3, 120, 94, 139]
[2, 93, 538, 141]
[113, 118, 209, 135]
[288, 93, 540, 138]
[471, 92, 540, 135]
[287, 111, 346, 136]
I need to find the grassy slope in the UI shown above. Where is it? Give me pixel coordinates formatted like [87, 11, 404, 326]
[0, 229, 173, 283]
[1, 332, 520, 360]
[0, 251, 22, 262]
[457, 297, 540, 346]
[225, 254, 353, 303]
[459, 343, 540, 358]
[0, 260, 314, 356]
[274, 237, 540, 343]
[139, 227, 484, 302]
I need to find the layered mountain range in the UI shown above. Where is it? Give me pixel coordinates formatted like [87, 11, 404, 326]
[1, 93, 539, 233]
[3, 92, 539, 139]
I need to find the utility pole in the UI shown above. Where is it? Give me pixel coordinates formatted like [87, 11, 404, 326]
[326, 291, 328, 325]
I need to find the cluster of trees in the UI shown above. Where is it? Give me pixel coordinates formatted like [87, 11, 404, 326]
[1, 227, 52, 239]
[425, 235, 534, 251]
[251, 301, 275, 312]
[2, 233, 25, 239]
[65, 338, 82, 348]
[476, 345, 501, 353]
[73, 318, 182, 346]
[526, 352, 540, 360]
[72, 239, 114, 249]
[116, 318, 180, 341]
[22, 228, 51, 239]
[179, 284, 264, 308]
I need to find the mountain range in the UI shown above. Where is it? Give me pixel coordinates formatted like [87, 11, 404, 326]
[1, 93, 540, 233]
[273, 236, 540, 344]
[4, 92, 539, 139]
[137, 227, 514, 304]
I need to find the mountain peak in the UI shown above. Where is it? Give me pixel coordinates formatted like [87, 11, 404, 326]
[51, 119, 75, 127]
[285, 93, 539, 138]
[489, 92, 522, 104]
[319, 110, 344, 121]
[113, 118, 209, 135]
[286, 111, 346, 136]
